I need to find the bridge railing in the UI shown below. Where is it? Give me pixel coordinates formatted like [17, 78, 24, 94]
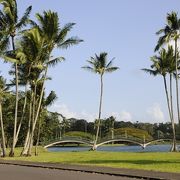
[98, 135, 144, 144]
[42, 136, 93, 146]
[42, 134, 149, 146]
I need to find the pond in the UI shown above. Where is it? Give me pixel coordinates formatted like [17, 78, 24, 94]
[47, 144, 180, 152]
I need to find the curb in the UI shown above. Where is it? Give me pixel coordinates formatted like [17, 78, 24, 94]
[0, 160, 179, 180]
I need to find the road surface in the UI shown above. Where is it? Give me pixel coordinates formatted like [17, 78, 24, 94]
[0, 164, 139, 180]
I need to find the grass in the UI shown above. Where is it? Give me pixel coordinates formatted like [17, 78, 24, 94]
[3, 147, 180, 173]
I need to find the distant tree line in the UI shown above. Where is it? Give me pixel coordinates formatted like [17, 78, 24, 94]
[0, 0, 180, 157]
[0, 0, 82, 157]
[37, 114, 180, 144]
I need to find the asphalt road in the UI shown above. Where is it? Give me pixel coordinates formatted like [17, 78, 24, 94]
[0, 164, 139, 180]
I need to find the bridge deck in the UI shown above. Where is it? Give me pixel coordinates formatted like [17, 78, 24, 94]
[43, 136, 173, 149]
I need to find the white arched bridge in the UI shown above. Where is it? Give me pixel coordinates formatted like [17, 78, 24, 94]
[43, 136, 172, 149]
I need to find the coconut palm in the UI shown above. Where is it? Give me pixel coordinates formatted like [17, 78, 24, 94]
[142, 47, 177, 151]
[22, 10, 82, 156]
[0, 0, 32, 156]
[155, 12, 180, 125]
[82, 52, 119, 150]
[2, 27, 46, 156]
[0, 76, 9, 157]
[107, 116, 115, 140]
[35, 90, 57, 156]
[15, 28, 46, 151]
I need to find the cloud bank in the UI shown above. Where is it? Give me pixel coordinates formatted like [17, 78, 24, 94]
[146, 103, 165, 123]
[50, 102, 167, 123]
[50, 103, 96, 122]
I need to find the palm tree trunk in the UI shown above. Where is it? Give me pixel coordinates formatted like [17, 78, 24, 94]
[26, 83, 37, 156]
[35, 116, 42, 156]
[32, 83, 37, 126]
[9, 36, 19, 157]
[111, 121, 114, 144]
[93, 74, 103, 150]
[21, 91, 33, 156]
[27, 68, 47, 156]
[170, 74, 174, 122]
[163, 76, 177, 152]
[0, 102, 6, 157]
[174, 40, 180, 124]
[14, 83, 28, 146]
[169, 73, 177, 152]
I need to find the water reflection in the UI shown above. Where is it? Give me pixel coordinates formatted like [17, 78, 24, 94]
[47, 144, 180, 152]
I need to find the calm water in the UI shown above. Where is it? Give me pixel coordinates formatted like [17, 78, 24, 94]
[47, 144, 180, 152]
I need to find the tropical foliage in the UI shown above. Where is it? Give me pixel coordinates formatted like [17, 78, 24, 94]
[143, 11, 180, 151]
[0, 1, 179, 157]
[0, 0, 82, 156]
[82, 52, 119, 150]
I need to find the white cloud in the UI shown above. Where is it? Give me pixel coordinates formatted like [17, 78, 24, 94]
[109, 111, 132, 122]
[50, 103, 96, 122]
[50, 103, 134, 122]
[146, 103, 165, 123]
[51, 103, 77, 119]
[79, 110, 96, 122]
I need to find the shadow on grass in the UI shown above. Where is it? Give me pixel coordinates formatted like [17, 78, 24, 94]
[76, 159, 180, 165]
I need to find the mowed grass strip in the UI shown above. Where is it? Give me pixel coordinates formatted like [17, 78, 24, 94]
[4, 147, 180, 173]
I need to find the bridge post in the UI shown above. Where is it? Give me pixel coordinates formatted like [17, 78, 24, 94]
[143, 135, 146, 144]
[142, 143, 146, 149]
[125, 130, 127, 138]
[91, 144, 97, 151]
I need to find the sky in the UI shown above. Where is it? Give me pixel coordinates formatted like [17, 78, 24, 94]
[1, 0, 180, 123]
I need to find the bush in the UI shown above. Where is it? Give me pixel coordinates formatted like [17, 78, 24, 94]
[64, 131, 93, 140]
[112, 127, 153, 141]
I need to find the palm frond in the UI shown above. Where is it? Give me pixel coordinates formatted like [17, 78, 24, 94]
[156, 28, 164, 35]
[57, 37, 83, 49]
[154, 35, 166, 51]
[82, 66, 96, 73]
[16, 6, 32, 30]
[56, 23, 75, 43]
[106, 57, 115, 68]
[0, 35, 10, 52]
[3, 54, 17, 63]
[141, 68, 158, 76]
[44, 90, 57, 107]
[105, 67, 119, 73]
[47, 57, 65, 67]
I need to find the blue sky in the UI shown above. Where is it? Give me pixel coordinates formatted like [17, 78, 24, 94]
[1, 0, 180, 123]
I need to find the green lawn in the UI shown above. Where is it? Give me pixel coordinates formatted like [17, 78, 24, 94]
[4, 147, 180, 173]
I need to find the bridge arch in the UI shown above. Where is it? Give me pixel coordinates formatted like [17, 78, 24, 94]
[44, 140, 93, 148]
[96, 139, 144, 149]
[144, 139, 172, 148]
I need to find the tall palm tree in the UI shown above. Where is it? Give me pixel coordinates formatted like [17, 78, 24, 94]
[15, 28, 45, 150]
[142, 47, 177, 151]
[0, 76, 9, 157]
[82, 52, 119, 150]
[155, 12, 180, 126]
[35, 90, 57, 156]
[24, 10, 82, 156]
[0, 0, 32, 156]
[108, 116, 115, 140]
[2, 27, 46, 156]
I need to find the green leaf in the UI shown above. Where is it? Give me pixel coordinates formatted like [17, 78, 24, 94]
[47, 57, 65, 67]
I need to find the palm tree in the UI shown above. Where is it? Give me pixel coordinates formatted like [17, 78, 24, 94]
[35, 90, 57, 156]
[4, 27, 46, 156]
[142, 47, 177, 151]
[82, 52, 119, 150]
[155, 12, 180, 126]
[24, 10, 82, 156]
[0, 0, 32, 156]
[0, 76, 9, 157]
[107, 116, 115, 140]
